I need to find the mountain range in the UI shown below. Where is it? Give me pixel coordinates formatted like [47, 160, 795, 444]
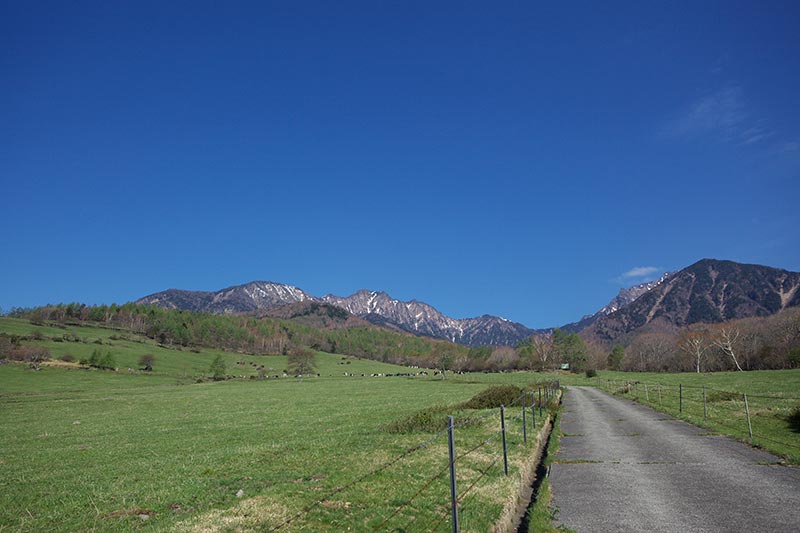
[137, 282, 538, 347]
[136, 259, 800, 347]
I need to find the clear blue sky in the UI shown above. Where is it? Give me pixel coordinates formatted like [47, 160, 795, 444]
[2, 1, 799, 328]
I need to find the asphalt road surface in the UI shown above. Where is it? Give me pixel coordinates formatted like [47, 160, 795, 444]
[549, 386, 800, 532]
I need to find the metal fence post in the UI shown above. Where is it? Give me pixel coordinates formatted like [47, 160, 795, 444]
[522, 392, 527, 444]
[743, 394, 753, 442]
[447, 416, 459, 533]
[538, 388, 542, 417]
[679, 384, 683, 414]
[644, 383, 649, 402]
[531, 397, 536, 429]
[500, 406, 508, 476]
[703, 385, 707, 420]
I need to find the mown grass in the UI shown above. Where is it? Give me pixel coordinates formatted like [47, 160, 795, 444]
[0, 360, 558, 531]
[581, 370, 800, 464]
[4, 315, 798, 529]
[1, 316, 566, 531]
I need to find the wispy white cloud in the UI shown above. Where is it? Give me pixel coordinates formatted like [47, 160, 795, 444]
[739, 127, 775, 145]
[665, 86, 745, 140]
[614, 266, 664, 286]
[777, 139, 800, 153]
[621, 266, 661, 279]
[663, 86, 774, 146]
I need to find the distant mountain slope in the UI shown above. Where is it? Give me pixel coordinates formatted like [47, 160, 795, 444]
[585, 259, 800, 342]
[322, 290, 537, 346]
[136, 288, 216, 311]
[562, 272, 672, 332]
[137, 281, 317, 314]
[257, 301, 370, 330]
[138, 284, 536, 346]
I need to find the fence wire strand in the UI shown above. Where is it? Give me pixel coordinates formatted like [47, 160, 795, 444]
[604, 379, 800, 454]
[270, 426, 449, 530]
[271, 384, 560, 531]
[457, 457, 501, 505]
[374, 462, 452, 530]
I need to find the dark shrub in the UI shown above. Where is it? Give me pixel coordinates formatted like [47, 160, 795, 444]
[707, 390, 739, 403]
[788, 407, 800, 433]
[585, 369, 597, 378]
[789, 348, 800, 369]
[138, 354, 155, 371]
[461, 385, 523, 410]
[385, 405, 453, 433]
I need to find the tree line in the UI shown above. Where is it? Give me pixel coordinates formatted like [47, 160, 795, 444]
[606, 307, 800, 372]
[6, 303, 797, 374]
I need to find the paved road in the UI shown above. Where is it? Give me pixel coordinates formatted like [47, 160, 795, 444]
[549, 386, 800, 532]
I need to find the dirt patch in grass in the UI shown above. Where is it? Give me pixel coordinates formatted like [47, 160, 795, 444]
[175, 495, 290, 532]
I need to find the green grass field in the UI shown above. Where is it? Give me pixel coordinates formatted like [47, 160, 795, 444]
[3, 317, 799, 530]
[0, 364, 558, 531]
[1, 318, 560, 531]
[0, 317, 411, 379]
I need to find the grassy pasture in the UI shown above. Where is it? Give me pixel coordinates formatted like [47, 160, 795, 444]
[0, 315, 559, 533]
[0, 365, 556, 531]
[0, 317, 410, 379]
[3, 316, 798, 530]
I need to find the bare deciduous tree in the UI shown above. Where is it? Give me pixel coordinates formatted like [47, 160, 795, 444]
[529, 335, 552, 371]
[625, 333, 674, 372]
[679, 329, 710, 373]
[713, 327, 744, 371]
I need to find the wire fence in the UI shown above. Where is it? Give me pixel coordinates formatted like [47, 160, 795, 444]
[270, 381, 562, 532]
[598, 378, 800, 460]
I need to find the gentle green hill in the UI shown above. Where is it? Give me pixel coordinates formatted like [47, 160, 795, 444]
[0, 317, 418, 379]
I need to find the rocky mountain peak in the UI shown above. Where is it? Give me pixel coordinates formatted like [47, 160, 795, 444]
[585, 259, 800, 342]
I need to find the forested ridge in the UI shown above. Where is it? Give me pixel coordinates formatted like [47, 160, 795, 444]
[8, 303, 473, 368]
[4, 301, 799, 373]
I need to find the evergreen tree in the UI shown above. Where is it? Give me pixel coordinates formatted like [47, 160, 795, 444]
[209, 354, 226, 380]
[88, 349, 101, 368]
[552, 328, 588, 372]
[608, 345, 624, 370]
[98, 352, 116, 370]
